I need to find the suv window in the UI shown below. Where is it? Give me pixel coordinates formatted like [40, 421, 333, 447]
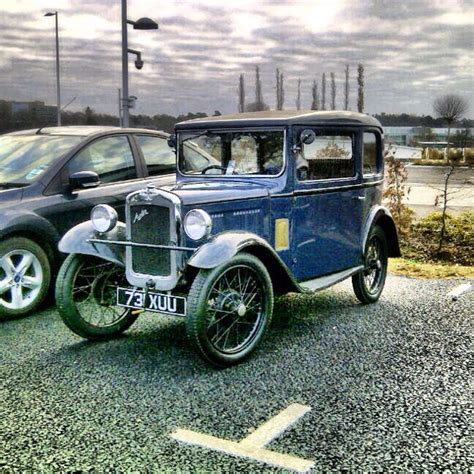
[68, 135, 136, 184]
[298, 132, 355, 181]
[136, 135, 175, 176]
[363, 132, 379, 175]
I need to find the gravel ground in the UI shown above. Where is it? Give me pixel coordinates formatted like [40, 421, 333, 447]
[1, 275, 473, 472]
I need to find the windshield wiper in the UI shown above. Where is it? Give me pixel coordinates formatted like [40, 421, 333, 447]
[0, 182, 29, 189]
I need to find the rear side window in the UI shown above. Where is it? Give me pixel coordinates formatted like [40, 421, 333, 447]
[298, 132, 355, 181]
[363, 132, 380, 175]
[136, 135, 175, 176]
[68, 135, 136, 184]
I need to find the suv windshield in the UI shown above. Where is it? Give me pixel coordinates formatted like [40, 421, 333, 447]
[179, 130, 284, 176]
[0, 134, 82, 185]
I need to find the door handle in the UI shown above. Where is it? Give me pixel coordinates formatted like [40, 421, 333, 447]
[352, 195, 366, 201]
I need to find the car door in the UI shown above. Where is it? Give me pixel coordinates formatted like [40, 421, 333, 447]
[291, 127, 364, 281]
[39, 134, 151, 237]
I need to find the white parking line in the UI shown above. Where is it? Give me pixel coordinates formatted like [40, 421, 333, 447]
[447, 283, 472, 301]
[171, 403, 314, 473]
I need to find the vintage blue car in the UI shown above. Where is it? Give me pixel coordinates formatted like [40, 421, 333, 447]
[55, 111, 400, 366]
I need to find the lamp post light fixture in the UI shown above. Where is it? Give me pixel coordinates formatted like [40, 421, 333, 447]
[121, 0, 158, 127]
[44, 11, 61, 126]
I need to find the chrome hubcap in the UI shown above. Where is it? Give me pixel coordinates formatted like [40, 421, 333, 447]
[0, 250, 43, 310]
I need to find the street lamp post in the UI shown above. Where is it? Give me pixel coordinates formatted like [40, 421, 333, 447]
[121, 0, 158, 128]
[44, 11, 61, 126]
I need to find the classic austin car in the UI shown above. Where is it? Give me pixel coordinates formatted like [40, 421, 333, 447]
[55, 111, 400, 366]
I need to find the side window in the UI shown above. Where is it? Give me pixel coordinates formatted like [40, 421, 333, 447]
[298, 132, 355, 181]
[136, 135, 175, 176]
[68, 135, 136, 184]
[363, 132, 379, 175]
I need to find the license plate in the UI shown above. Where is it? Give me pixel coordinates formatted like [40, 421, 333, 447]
[117, 287, 186, 317]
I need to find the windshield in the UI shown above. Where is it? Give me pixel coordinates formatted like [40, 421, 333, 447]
[0, 134, 83, 185]
[179, 130, 284, 176]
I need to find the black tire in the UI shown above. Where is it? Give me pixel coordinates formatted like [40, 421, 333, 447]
[186, 252, 274, 367]
[56, 254, 138, 340]
[0, 237, 51, 320]
[352, 225, 388, 304]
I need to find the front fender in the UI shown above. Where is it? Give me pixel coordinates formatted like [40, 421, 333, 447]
[363, 205, 401, 257]
[188, 232, 300, 294]
[58, 221, 126, 267]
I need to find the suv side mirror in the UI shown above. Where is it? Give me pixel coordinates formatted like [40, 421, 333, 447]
[167, 134, 177, 149]
[69, 171, 101, 190]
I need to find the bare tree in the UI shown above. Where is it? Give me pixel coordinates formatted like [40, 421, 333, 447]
[276, 68, 284, 110]
[255, 65, 265, 111]
[296, 78, 301, 110]
[330, 72, 336, 110]
[344, 64, 349, 110]
[432, 94, 469, 252]
[321, 73, 326, 110]
[311, 80, 319, 110]
[238, 74, 245, 113]
[357, 64, 364, 113]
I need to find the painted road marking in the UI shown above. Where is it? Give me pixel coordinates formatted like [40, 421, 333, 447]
[171, 403, 314, 473]
[447, 282, 472, 301]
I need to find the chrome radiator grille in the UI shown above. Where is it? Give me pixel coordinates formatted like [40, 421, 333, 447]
[129, 203, 171, 276]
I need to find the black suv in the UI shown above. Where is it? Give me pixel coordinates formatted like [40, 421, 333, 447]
[0, 126, 176, 319]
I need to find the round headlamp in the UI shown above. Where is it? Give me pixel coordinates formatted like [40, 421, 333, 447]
[184, 209, 212, 241]
[91, 204, 118, 233]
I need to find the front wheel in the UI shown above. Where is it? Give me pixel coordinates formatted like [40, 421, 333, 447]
[186, 253, 274, 367]
[352, 226, 388, 304]
[55, 254, 138, 340]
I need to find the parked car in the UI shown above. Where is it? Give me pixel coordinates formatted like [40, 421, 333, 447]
[0, 126, 177, 319]
[55, 111, 400, 366]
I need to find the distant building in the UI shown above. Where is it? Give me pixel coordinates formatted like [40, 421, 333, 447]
[1, 100, 56, 124]
[384, 126, 473, 146]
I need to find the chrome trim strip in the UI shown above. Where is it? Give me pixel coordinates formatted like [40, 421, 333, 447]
[87, 239, 195, 252]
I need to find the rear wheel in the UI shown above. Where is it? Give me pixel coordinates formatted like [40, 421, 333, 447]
[0, 237, 51, 320]
[352, 226, 388, 304]
[56, 254, 138, 340]
[186, 253, 273, 367]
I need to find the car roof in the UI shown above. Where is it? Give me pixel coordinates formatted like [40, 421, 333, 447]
[175, 110, 383, 130]
[4, 126, 168, 137]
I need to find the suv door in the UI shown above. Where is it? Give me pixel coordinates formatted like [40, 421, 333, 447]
[133, 134, 176, 179]
[40, 134, 148, 236]
[292, 127, 364, 280]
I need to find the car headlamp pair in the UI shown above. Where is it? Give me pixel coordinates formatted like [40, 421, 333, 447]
[91, 204, 212, 241]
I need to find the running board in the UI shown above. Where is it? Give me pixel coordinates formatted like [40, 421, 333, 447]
[299, 265, 364, 292]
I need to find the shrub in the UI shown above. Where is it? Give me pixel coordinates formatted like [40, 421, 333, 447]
[430, 148, 443, 160]
[464, 148, 474, 166]
[447, 148, 463, 162]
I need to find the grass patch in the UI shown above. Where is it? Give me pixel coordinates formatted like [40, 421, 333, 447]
[389, 258, 474, 279]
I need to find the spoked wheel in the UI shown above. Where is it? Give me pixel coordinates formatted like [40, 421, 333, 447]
[352, 225, 388, 304]
[186, 253, 273, 366]
[56, 254, 138, 340]
[0, 237, 51, 320]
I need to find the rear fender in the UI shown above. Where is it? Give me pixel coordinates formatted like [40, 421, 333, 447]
[58, 221, 126, 267]
[363, 206, 401, 257]
[188, 232, 300, 294]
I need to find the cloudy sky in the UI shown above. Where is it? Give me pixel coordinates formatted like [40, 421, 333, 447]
[1, 0, 473, 117]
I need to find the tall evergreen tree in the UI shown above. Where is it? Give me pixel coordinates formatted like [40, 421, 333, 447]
[321, 73, 326, 110]
[255, 65, 264, 111]
[330, 72, 336, 110]
[279, 72, 284, 110]
[296, 78, 301, 110]
[238, 74, 245, 113]
[344, 64, 349, 110]
[357, 64, 364, 113]
[311, 80, 319, 110]
[276, 68, 280, 110]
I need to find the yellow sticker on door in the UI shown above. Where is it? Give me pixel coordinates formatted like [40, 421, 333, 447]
[275, 218, 289, 251]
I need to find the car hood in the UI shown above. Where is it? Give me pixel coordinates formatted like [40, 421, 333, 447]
[0, 186, 24, 204]
[168, 180, 269, 206]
